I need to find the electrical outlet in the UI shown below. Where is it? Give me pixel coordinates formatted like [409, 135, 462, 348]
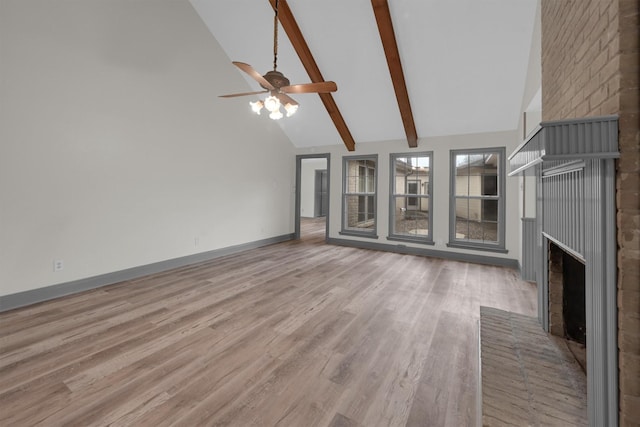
[53, 260, 64, 272]
[194, 237, 200, 247]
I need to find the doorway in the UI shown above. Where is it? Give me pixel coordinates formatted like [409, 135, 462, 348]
[295, 154, 330, 241]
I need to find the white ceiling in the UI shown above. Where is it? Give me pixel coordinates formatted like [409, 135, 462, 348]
[190, 0, 538, 149]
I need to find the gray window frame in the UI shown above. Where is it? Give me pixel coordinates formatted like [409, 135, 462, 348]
[448, 147, 507, 253]
[388, 151, 434, 245]
[340, 154, 378, 238]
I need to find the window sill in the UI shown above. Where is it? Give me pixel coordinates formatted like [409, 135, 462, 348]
[446, 241, 508, 254]
[387, 236, 435, 246]
[339, 231, 379, 239]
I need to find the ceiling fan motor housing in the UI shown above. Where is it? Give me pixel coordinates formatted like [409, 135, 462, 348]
[261, 70, 290, 90]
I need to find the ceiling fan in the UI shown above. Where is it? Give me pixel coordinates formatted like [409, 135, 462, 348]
[219, 0, 337, 120]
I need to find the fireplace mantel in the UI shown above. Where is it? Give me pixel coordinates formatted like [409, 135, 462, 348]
[508, 115, 619, 176]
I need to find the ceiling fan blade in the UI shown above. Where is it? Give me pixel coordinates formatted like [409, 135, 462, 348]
[219, 90, 269, 98]
[232, 62, 275, 90]
[275, 93, 298, 106]
[280, 81, 337, 94]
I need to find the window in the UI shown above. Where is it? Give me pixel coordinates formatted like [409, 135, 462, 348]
[449, 148, 506, 252]
[341, 155, 377, 237]
[389, 152, 433, 243]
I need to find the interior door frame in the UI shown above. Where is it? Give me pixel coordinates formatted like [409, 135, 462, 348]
[295, 153, 330, 241]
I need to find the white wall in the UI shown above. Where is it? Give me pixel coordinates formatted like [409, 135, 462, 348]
[516, 0, 542, 262]
[518, 0, 542, 140]
[0, 0, 296, 297]
[300, 158, 327, 218]
[297, 129, 521, 260]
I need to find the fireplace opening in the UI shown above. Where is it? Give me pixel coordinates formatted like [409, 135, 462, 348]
[548, 242, 587, 372]
[562, 250, 586, 345]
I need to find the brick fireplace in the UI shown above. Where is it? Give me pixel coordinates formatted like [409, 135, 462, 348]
[538, 1, 639, 424]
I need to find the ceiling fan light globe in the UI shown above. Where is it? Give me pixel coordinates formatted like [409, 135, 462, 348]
[284, 103, 298, 117]
[264, 95, 281, 113]
[249, 100, 264, 114]
[269, 110, 284, 120]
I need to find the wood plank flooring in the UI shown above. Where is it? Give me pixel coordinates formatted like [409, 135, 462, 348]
[0, 219, 537, 426]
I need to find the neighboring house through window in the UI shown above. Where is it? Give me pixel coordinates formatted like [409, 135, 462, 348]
[341, 155, 377, 237]
[448, 147, 507, 252]
[389, 152, 433, 244]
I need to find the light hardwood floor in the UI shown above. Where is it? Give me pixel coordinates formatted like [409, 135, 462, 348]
[0, 219, 536, 426]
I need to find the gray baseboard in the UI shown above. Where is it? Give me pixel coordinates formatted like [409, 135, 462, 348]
[327, 237, 519, 269]
[0, 233, 295, 312]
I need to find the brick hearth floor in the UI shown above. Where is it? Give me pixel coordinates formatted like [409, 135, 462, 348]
[480, 306, 588, 426]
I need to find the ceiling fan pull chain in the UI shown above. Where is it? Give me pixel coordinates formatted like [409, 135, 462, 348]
[273, 0, 279, 71]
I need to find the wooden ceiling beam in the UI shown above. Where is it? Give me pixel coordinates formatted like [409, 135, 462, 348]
[269, 0, 355, 151]
[371, 0, 418, 148]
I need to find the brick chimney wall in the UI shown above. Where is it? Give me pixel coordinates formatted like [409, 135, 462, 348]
[541, 1, 639, 425]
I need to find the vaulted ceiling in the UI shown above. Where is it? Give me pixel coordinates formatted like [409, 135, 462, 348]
[191, 0, 538, 151]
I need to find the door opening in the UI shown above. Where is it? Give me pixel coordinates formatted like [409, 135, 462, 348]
[295, 154, 330, 241]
